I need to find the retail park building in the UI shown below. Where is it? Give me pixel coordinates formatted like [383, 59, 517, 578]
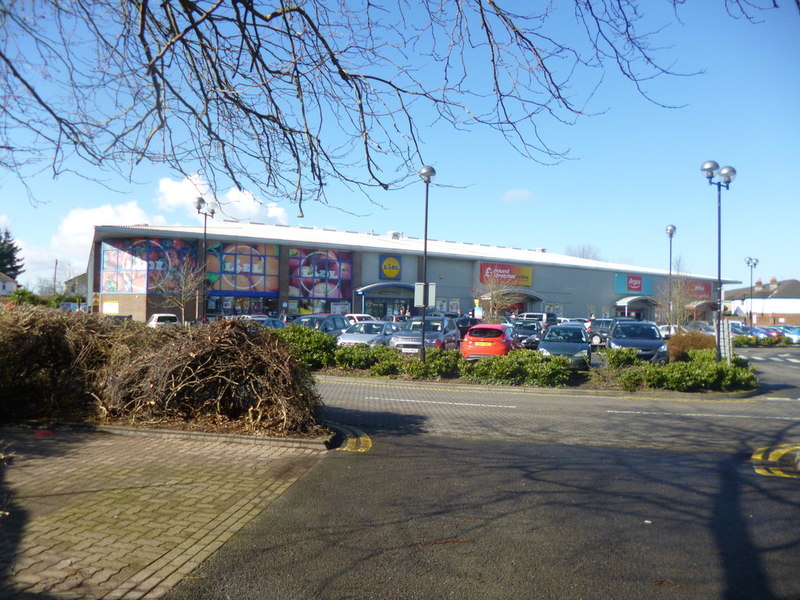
[88, 223, 723, 323]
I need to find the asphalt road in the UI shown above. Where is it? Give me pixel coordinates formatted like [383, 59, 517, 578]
[165, 347, 800, 600]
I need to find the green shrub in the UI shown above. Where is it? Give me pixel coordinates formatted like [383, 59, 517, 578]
[275, 324, 336, 370]
[602, 347, 642, 369]
[667, 331, 715, 362]
[461, 350, 570, 387]
[334, 344, 375, 370]
[614, 351, 757, 392]
[732, 335, 758, 347]
[400, 349, 464, 380]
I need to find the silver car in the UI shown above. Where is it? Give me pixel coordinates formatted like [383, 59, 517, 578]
[337, 321, 401, 347]
[388, 316, 461, 354]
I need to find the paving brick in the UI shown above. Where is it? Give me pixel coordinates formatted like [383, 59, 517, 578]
[0, 426, 327, 599]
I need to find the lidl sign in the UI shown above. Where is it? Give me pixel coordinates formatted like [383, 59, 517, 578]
[379, 255, 402, 280]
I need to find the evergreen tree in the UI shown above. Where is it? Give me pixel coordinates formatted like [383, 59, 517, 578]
[0, 229, 25, 280]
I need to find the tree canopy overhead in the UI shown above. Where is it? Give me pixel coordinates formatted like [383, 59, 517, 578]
[1, 1, 795, 212]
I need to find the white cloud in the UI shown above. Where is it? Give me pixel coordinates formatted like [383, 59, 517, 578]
[18, 201, 162, 289]
[155, 173, 208, 213]
[156, 175, 289, 225]
[501, 189, 536, 204]
[0, 214, 9, 228]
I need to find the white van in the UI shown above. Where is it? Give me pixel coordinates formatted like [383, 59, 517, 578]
[146, 313, 181, 328]
[516, 312, 558, 328]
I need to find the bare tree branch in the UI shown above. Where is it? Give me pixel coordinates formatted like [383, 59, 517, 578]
[0, 0, 794, 209]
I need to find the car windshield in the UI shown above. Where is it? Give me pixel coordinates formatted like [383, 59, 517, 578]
[405, 319, 443, 332]
[543, 328, 586, 343]
[351, 322, 384, 334]
[296, 316, 323, 328]
[615, 324, 660, 339]
[514, 323, 539, 332]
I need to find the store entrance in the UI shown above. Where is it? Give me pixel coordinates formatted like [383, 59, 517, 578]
[365, 297, 412, 320]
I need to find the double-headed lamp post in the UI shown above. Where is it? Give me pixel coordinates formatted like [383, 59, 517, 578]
[745, 256, 759, 326]
[418, 165, 436, 363]
[701, 160, 736, 361]
[665, 225, 676, 332]
[195, 197, 216, 321]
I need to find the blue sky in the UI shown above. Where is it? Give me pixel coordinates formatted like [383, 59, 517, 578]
[2, 2, 798, 293]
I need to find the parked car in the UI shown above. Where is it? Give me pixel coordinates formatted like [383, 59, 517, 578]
[536, 324, 592, 369]
[337, 320, 401, 346]
[242, 315, 285, 329]
[383, 314, 409, 323]
[772, 325, 800, 343]
[607, 321, 668, 363]
[454, 316, 483, 340]
[388, 316, 461, 354]
[684, 321, 715, 336]
[511, 320, 542, 346]
[586, 318, 614, 346]
[460, 324, 520, 362]
[739, 325, 770, 339]
[292, 313, 350, 336]
[515, 312, 558, 328]
[146, 313, 181, 328]
[345, 313, 373, 325]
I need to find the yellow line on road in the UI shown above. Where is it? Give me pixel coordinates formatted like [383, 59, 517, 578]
[326, 422, 373, 453]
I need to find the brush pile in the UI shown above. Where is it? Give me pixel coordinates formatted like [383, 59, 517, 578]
[0, 306, 323, 436]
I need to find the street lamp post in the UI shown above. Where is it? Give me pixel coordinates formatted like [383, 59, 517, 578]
[195, 197, 215, 322]
[701, 160, 736, 361]
[418, 166, 436, 363]
[745, 256, 759, 326]
[665, 225, 676, 332]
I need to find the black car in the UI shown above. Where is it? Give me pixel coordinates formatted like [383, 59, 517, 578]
[587, 318, 614, 346]
[512, 320, 543, 348]
[607, 321, 669, 363]
[454, 316, 483, 340]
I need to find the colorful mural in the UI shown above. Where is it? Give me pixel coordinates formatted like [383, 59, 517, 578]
[206, 242, 279, 295]
[288, 248, 353, 309]
[101, 238, 196, 294]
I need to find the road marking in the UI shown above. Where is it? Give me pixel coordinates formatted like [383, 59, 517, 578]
[788, 358, 800, 364]
[607, 410, 800, 422]
[325, 422, 373, 453]
[764, 397, 800, 402]
[751, 444, 800, 479]
[365, 396, 516, 409]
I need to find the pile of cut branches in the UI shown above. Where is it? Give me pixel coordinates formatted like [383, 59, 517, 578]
[0, 307, 324, 437]
[100, 319, 322, 435]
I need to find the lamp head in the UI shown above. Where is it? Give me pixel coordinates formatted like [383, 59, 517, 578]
[719, 166, 736, 185]
[195, 196, 206, 212]
[665, 224, 676, 238]
[419, 165, 436, 184]
[701, 160, 720, 180]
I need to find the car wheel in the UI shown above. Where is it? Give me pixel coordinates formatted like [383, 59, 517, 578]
[591, 334, 602, 346]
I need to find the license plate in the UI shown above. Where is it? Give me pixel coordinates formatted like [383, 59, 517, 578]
[476, 342, 492, 347]
[401, 348, 419, 353]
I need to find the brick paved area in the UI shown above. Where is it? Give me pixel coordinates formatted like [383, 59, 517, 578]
[0, 427, 328, 599]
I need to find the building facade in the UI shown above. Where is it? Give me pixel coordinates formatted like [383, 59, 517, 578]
[88, 223, 722, 323]
[725, 277, 800, 326]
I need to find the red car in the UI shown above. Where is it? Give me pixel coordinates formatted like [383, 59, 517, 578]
[460, 324, 520, 362]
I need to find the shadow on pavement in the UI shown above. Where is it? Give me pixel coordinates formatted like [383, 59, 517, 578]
[0, 427, 87, 599]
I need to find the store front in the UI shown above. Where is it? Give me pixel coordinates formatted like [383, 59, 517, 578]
[615, 295, 658, 320]
[355, 282, 415, 319]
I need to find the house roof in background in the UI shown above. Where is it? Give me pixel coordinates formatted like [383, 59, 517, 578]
[725, 279, 800, 300]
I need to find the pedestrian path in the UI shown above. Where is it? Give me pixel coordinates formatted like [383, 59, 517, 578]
[0, 426, 327, 599]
